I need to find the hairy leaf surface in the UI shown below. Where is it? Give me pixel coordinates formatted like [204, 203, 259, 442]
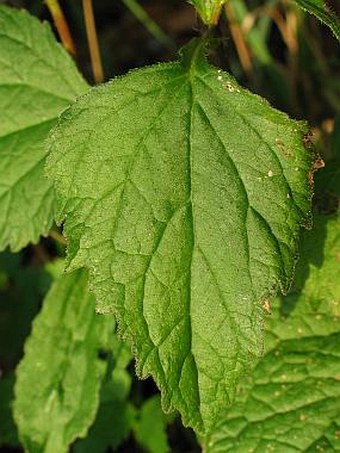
[47, 40, 313, 434]
[294, 0, 340, 42]
[204, 214, 340, 451]
[14, 269, 114, 453]
[0, 6, 88, 251]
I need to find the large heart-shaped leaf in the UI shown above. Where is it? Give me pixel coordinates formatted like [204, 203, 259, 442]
[46, 40, 313, 434]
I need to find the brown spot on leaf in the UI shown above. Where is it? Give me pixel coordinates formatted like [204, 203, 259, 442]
[303, 130, 314, 148]
[308, 157, 325, 188]
[275, 138, 292, 158]
[261, 299, 271, 314]
[308, 170, 314, 187]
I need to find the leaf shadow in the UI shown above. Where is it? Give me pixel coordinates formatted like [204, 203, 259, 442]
[279, 212, 330, 318]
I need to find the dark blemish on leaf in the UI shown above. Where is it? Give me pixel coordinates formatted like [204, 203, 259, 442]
[222, 81, 240, 93]
[275, 138, 292, 158]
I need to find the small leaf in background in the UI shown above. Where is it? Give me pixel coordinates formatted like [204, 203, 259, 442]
[13, 269, 114, 453]
[133, 395, 173, 453]
[74, 339, 134, 453]
[0, 6, 88, 252]
[294, 0, 340, 42]
[74, 399, 135, 453]
[190, 0, 227, 25]
[47, 38, 314, 434]
[204, 214, 340, 452]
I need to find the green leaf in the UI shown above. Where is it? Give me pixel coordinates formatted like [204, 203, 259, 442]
[294, 0, 340, 42]
[46, 39, 313, 434]
[133, 395, 172, 453]
[13, 269, 114, 453]
[190, 0, 227, 25]
[74, 400, 135, 453]
[204, 214, 340, 452]
[74, 339, 134, 453]
[0, 5, 88, 252]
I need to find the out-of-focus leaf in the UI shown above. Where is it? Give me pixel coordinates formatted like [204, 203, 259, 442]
[74, 338, 133, 453]
[74, 400, 135, 453]
[14, 269, 114, 453]
[133, 395, 172, 453]
[0, 5, 88, 251]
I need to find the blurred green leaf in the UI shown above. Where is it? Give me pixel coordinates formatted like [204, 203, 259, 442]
[133, 395, 172, 453]
[204, 214, 340, 451]
[228, 0, 291, 111]
[74, 400, 135, 453]
[229, 0, 274, 65]
[0, 5, 88, 252]
[74, 337, 134, 453]
[14, 269, 114, 453]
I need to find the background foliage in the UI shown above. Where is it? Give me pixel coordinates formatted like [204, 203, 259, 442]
[0, 0, 339, 451]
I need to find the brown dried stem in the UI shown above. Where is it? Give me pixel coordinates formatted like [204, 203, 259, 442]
[82, 0, 104, 83]
[45, 0, 76, 55]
